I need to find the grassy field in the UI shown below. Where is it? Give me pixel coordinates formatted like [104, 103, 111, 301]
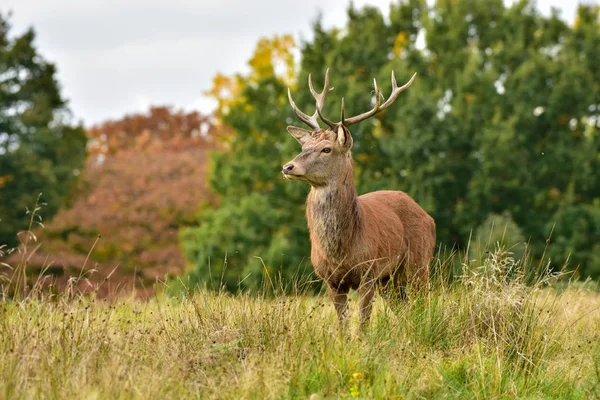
[1, 248, 600, 399]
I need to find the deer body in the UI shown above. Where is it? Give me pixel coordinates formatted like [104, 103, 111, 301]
[283, 70, 435, 329]
[308, 186, 434, 290]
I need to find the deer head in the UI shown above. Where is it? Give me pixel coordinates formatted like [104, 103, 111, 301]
[282, 68, 417, 187]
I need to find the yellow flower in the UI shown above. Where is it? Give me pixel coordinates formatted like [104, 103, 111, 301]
[349, 372, 364, 397]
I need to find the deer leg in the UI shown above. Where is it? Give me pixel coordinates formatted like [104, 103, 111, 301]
[358, 283, 376, 331]
[328, 286, 349, 328]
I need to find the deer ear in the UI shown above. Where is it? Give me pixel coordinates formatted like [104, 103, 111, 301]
[287, 126, 312, 145]
[336, 125, 353, 150]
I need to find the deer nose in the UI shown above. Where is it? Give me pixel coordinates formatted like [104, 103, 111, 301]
[282, 164, 294, 174]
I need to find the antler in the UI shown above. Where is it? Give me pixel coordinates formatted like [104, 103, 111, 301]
[287, 68, 334, 130]
[342, 71, 417, 126]
[289, 69, 417, 129]
[311, 71, 336, 129]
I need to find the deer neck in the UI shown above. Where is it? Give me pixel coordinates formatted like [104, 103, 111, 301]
[306, 162, 361, 261]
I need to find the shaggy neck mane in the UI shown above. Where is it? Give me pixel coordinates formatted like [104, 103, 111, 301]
[306, 158, 361, 261]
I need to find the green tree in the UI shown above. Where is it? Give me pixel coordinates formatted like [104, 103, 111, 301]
[0, 13, 86, 246]
[543, 5, 600, 277]
[383, 1, 600, 275]
[180, 36, 310, 291]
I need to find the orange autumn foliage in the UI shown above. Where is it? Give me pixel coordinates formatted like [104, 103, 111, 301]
[9, 107, 226, 297]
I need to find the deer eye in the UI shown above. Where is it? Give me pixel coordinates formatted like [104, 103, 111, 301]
[321, 147, 331, 154]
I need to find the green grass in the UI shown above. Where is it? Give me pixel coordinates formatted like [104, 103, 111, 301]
[1, 246, 600, 399]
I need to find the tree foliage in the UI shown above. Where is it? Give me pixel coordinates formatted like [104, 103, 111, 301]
[181, 35, 308, 291]
[0, 13, 87, 247]
[5, 107, 221, 295]
[86, 105, 221, 155]
[182, 0, 600, 290]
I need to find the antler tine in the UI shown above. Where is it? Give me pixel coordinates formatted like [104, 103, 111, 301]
[287, 87, 320, 130]
[342, 78, 382, 126]
[342, 71, 417, 127]
[379, 71, 417, 111]
[310, 69, 337, 129]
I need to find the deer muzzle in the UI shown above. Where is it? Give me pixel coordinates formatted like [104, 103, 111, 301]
[282, 161, 305, 180]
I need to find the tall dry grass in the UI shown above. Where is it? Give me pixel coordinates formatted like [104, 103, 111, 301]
[1, 204, 599, 398]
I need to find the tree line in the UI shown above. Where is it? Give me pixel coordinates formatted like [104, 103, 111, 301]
[181, 0, 600, 290]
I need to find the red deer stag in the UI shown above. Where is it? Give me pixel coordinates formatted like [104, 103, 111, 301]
[282, 69, 436, 330]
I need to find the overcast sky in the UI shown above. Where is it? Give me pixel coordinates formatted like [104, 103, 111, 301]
[2, 0, 583, 127]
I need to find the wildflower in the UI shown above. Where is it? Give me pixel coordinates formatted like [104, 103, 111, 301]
[349, 372, 364, 397]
